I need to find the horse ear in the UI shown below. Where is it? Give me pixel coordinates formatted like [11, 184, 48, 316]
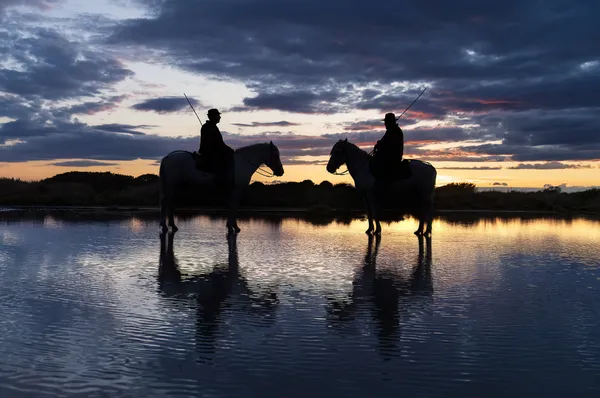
[344, 138, 348, 142]
[269, 140, 273, 147]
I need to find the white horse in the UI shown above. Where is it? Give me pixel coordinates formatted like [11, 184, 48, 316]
[326, 139, 437, 236]
[159, 141, 284, 233]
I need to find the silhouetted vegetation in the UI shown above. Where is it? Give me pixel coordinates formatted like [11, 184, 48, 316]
[0, 172, 598, 214]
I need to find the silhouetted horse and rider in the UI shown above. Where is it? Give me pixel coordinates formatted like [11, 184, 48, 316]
[159, 108, 284, 233]
[327, 113, 437, 236]
[159, 104, 436, 235]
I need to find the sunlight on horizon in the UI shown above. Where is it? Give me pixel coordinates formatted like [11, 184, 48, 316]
[2, 160, 599, 190]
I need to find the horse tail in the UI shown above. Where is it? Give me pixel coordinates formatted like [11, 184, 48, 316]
[430, 163, 437, 203]
[159, 155, 167, 199]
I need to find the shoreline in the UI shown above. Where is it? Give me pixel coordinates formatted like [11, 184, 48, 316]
[0, 205, 597, 217]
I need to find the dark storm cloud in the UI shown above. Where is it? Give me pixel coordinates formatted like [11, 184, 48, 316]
[0, 115, 508, 165]
[104, 0, 600, 162]
[131, 96, 201, 114]
[325, 125, 478, 143]
[51, 160, 119, 167]
[238, 91, 344, 114]
[110, 1, 599, 84]
[343, 117, 423, 131]
[53, 95, 129, 118]
[1, 28, 133, 100]
[232, 121, 300, 128]
[0, 24, 132, 104]
[93, 123, 153, 135]
[508, 162, 592, 170]
[0, 118, 59, 144]
[439, 166, 503, 170]
[459, 142, 600, 162]
[3, 0, 600, 165]
[0, 121, 197, 162]
[493, 182, 508, 186]
[0, 94, 36, 119]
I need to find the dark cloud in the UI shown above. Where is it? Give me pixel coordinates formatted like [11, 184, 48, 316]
[103, 0, 600, 163]
[0, 121, 196, 162]
[0, 94, 36, 120]
[238, 91, 344, 114]
[460, 142, 600, 162]
[53, 95, 129, 118]
[0, 116, 511, 165]
[1, 28, 132, 100]
[439, 166, 503, 170]
[232, 121, 300, 127]
[50, 160, 119, 167]
[493, 182, 508, 186]
[131, 96, 201, 114]
[93, 123, 153, 135]
[3, 0, 600, 166]
[110, 0, 598, 85]
[0, 118, 60, 144]
[508, 161, 593, 170]
[325, 125, 478, 144]
[343, 117, 428, 131]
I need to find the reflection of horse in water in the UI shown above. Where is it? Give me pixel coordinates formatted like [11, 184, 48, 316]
[158, 231, 278, 359]
[326, 234, 433, 356]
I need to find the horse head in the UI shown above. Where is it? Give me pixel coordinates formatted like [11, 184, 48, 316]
[264, 141, 285, 177]
[326, 138, 348, 174]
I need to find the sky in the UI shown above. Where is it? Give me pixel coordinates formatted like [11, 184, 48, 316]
[1, 0, 599, 190]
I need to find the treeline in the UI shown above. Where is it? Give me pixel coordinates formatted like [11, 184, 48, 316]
[0, 172, 599, 213]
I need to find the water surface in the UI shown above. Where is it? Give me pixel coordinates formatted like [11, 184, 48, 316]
[1, 212, 600, 397]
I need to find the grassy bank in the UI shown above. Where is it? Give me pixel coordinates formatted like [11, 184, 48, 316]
[1, 171, 599, 214]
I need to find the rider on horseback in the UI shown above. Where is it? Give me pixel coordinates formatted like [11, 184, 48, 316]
[198, 108, 235, 192]
[372, 112, 404, 185]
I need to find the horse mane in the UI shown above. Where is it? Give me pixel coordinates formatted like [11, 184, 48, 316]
[235, 142, 271, 155]
[339, 139, 370, 156]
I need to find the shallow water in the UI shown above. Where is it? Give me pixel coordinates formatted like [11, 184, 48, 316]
[1, 212, 600, 397]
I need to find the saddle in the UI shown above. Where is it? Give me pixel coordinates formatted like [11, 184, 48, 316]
[191, 151, 213, 173]
[192, 151, 235, 191]
[369, 157, 412, 183]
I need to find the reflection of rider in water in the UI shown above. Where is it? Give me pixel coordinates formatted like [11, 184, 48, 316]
[372, 112, 404, 185]
[198, 108, 235, 192]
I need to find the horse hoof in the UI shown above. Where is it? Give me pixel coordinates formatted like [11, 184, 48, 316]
[227, 225, 241, 233]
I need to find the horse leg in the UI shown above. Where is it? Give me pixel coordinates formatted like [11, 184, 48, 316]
[159, 192, 168, 233]
[424, 196, 434, 236]
[415, 213, 425, 236]
[167, 193, 177, 232]
[362, 192, 374, 235]
[366, 190, 382, 235]
[226, 188, 242, 233]
[414, 198, 426, 236]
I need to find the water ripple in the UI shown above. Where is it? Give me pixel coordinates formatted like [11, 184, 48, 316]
[1, 215, 600, 397]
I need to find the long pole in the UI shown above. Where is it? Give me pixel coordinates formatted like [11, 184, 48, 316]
[396, 87, 427, 120]
[184, 93, 203, 126]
